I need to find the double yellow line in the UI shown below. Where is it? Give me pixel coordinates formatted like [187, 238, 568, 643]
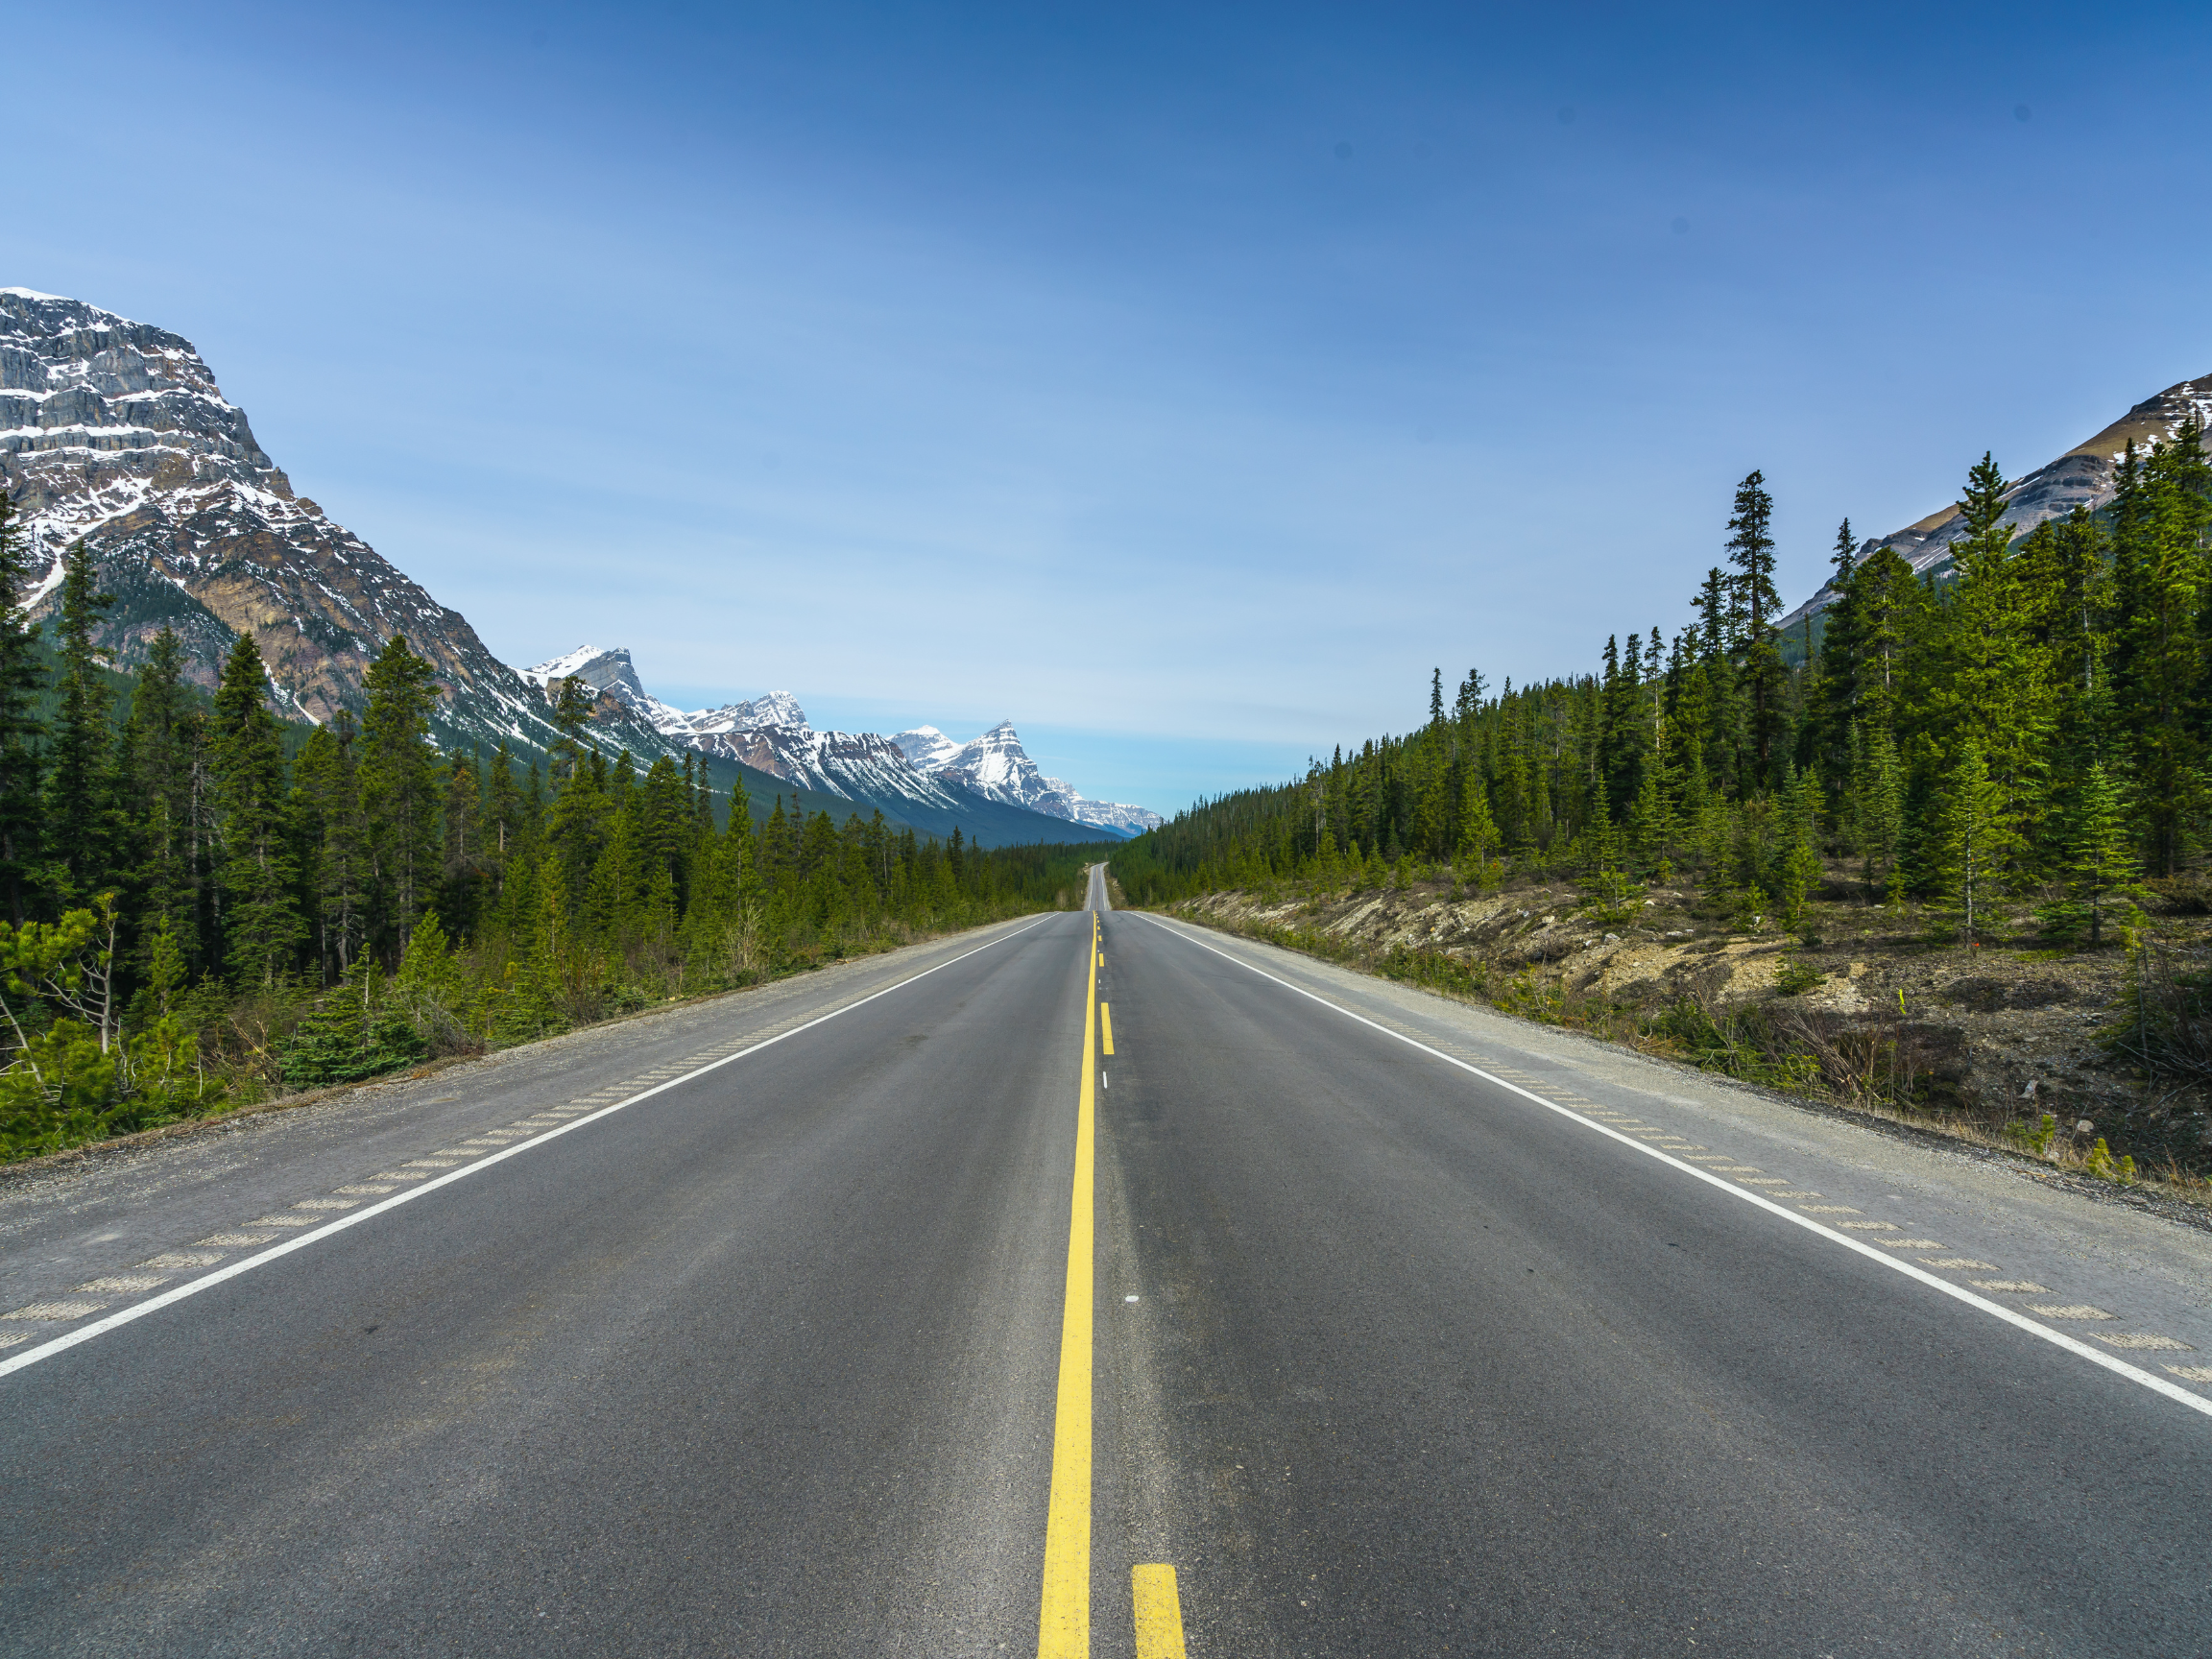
[1038, 912, 1186, 1658]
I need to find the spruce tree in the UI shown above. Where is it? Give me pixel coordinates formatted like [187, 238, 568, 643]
[1455, 763, 1499, 870]
[1724, 470, 1786, 786]
[359, 635, 443, 951]
[44, 541, 122, 908]
[211, 632, 304, 985]
[1930, 739, 2013, 948]
[125, 629, 203, 974]
[0, 492, 45, 925]
[292, 709, 367, 979]
[2109, 421, 2209, 874]
[2043, 761, 2140, 949]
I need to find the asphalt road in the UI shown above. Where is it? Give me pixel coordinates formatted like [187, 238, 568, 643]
[3, 863, 2208, 1656]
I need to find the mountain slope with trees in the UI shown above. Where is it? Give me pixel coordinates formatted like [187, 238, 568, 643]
[0, 493, 1112, 1162]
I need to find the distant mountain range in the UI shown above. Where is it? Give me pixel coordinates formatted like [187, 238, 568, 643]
[0, 289, 1141, 848]
[1779, 373, 2212, 634]
[521, 646, 1162, 838]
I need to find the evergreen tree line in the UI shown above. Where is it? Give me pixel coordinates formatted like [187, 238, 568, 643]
[0, 495, 1109, 1159]
[1115, 423, 2212, 960]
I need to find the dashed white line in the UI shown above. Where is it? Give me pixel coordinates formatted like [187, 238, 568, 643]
[2098, 1334, 2194, 1352]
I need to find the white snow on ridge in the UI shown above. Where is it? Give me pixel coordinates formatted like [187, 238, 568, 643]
[686, 689, 809, 737]
[514, 646, 1164, 833]
[520, 645, 696, 736]
[892, 725, 962, 771]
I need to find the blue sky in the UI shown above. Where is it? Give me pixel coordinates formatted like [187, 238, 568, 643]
[10, 2, 2211, 815]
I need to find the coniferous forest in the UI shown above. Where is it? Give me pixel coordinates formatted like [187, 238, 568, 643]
[0, 495, 1109, 1162]
[1113, 424, 2212, 1174]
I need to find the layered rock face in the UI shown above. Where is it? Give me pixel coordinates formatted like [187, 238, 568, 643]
[0, 289, 571, 755]
[1780, 373, 2212, 632]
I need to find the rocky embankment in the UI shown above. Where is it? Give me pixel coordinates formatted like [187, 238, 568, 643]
[1167, 874, 2211, 1188]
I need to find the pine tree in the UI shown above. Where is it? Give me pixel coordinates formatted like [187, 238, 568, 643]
[292, 709, 367, 979]
[0, 492, 45, 925]
[1455, 762, 1499, 869]
[359, 635, 443, 952]
[211, 633, 303, 985]
[2109, 421, 2210, 874]
[124, 629, 204, 975]
[44, 541, 122, 908]
[2041, 762, 2140, 949]
[1725, 470, 1786, 786]
[1930, 739, 2013, 948]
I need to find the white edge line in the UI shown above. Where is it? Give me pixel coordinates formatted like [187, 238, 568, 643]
[1136, 912, 2212, 1422]
[0, 914, 1060, 1382]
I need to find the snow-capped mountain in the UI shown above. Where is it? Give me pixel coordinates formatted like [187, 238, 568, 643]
[685, 689, 807, 739]
[891, 726, 963, 772]
[528, 646, 1166, 835]
[0, 289, 1140, 845]
[903, 718, 1163, 833]
[0, 288, 581, 757]
[1780, 372, 2212, 633]
[521, 645, 695, 737]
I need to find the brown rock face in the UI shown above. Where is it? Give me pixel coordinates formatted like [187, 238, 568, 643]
[0, 288, 600, 758]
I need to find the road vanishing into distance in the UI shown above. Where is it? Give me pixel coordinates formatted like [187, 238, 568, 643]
[5, 863, 2211, 1656]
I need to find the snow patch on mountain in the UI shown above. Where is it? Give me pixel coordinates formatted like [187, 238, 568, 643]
[523, 646, 1165, 834]
[686, 689, 808, 737]
[520, 645, 697, 736]
[0, 289, 580, 758]
[892, 726, 962, 771]
[922, 720, 1161, 833]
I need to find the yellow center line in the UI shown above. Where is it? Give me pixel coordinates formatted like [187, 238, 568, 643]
[1132, 1565, 1189, 1659]
[1039, 914, 1098, 1657]
[1101, 1003, 1115, 1056]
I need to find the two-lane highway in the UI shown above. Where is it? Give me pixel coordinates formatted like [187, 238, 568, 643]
[3, 867, 2208, 1655]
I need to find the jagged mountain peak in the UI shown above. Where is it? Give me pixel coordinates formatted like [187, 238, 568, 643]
[685, 689, 809, 737]
[518, 645, 697, 738]
[1, 289, 580, 757]
[892, 725, 962, 770]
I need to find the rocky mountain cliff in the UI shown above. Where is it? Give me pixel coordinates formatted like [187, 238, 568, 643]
[1779, 373, 2212, 633]
[1, 288, 1147, 844]
[896, 719, 1164, 834]
[0, 288, 588, 759]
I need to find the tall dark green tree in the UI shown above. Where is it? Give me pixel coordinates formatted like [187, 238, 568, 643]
[124, 628, 207, 976]
[358, 635, 443, 952]
[2109, 421, 2210, 873]
[0, 493, 45, 925]
[293, 708, 367, 977]
[212, 632, 304, 985]
[1724, 469, 1786, 787]
[44, 540, 122, 907]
